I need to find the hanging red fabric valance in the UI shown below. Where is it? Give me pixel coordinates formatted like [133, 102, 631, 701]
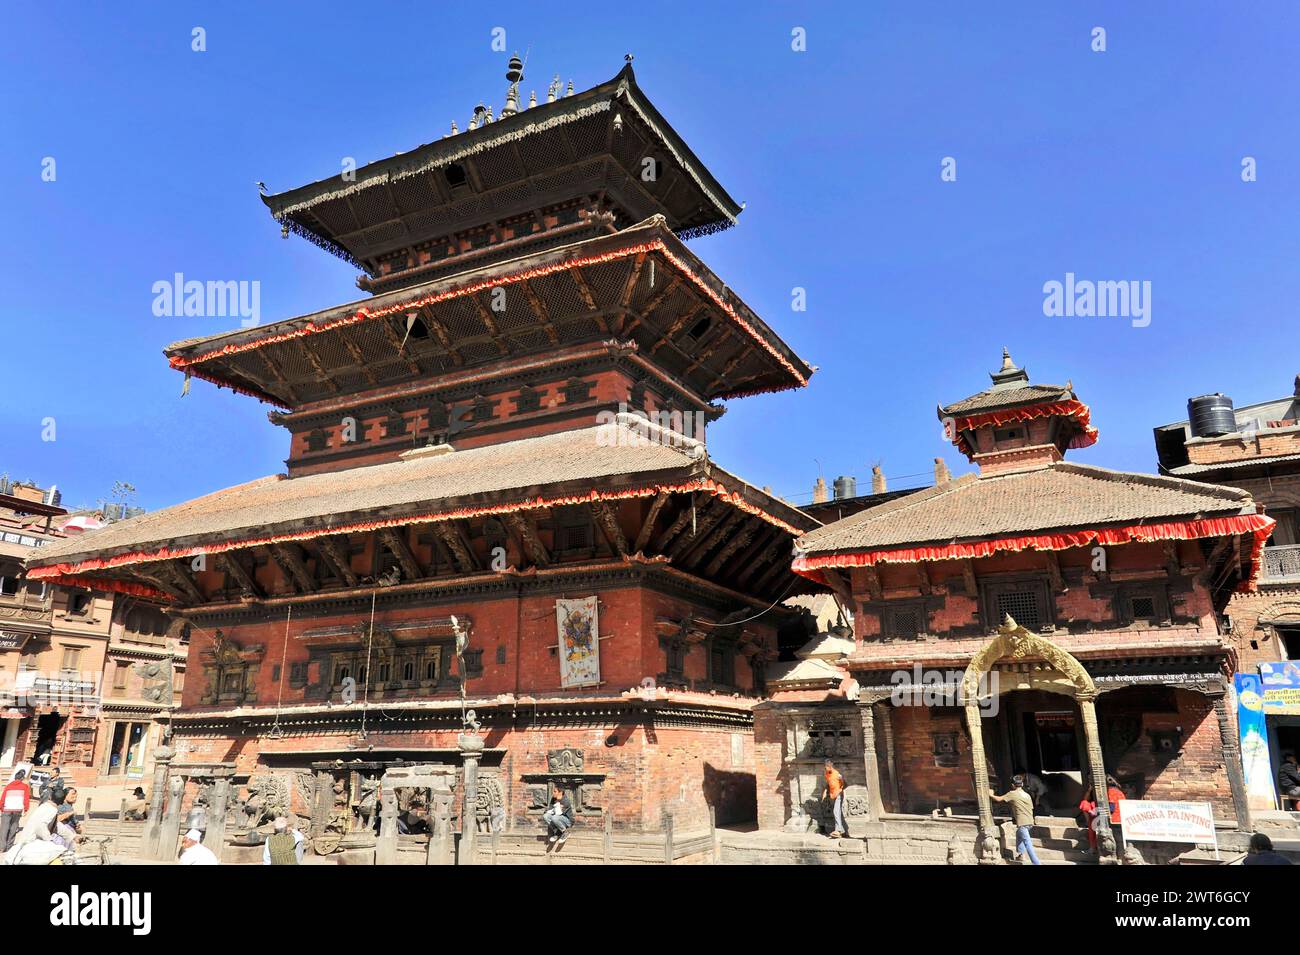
[793, 513, 1276, 592]
[946, 399, 1099, 459]
[39, 575, 169, 601]
[26, 478, 803, 590]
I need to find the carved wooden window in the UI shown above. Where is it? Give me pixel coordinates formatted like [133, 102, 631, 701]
[334, 664, 350, 686]
[981, 578, 1052, 631]
[708, 641, 734, 688]
[305, 428, 329, 452]
[425, 657, 439, 681]
[222, 671, 244, 695]
[471, 396, 497, 421]
[60, 646, 83, 673]
[383, 410, 408, 438]
[426, 401, 450, 431]
[1116, 585, 1169, 625]
[68, 590, 92, 617]
[377, 662, 391, 683]
[512, 386, 542, 415]
[552, 507, 593, 554]
[0, 562, 20, 597]
[560, 378, 595, 404]
[883, 604, 925, 641]
[402, 661, 414, 681]
[289, 662, 307, 688]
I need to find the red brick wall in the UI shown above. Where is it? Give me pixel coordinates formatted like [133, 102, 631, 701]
[890, 704, 973, 812]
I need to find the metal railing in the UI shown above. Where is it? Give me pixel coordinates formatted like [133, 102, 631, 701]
[1263, 545, 1300, 581]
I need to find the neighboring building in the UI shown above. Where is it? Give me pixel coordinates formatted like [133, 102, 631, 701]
[779, 351, 1272, 860]
[25, 58, 818, 836]
[1154, 374, 1300, 810]
[1, 481, 179, 787]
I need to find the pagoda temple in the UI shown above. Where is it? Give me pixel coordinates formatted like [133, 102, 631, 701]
[763, 351, 1274, 863]
[26, 58, 818, 846]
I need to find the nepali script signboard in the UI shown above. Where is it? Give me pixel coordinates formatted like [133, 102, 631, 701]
[556, 596, 600, 688]
[1119, 800, 1216, 846]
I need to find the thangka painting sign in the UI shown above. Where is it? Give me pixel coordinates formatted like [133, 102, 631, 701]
[1236, 673, 1280, 809]
[556, 596, 600, 688]
[1118, 800, 1216, 844]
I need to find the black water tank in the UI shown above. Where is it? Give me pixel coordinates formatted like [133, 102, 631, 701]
[1188, 393, 1236, 438]
[833, 476, 857, 500]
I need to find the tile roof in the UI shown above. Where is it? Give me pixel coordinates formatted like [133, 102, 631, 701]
[1167, 452, 1300, 476]
[939, 383, 1074, 416]
[27, 417, 813, 572]
[796, 462, 1258, 556]
[25, 418, 707, 566]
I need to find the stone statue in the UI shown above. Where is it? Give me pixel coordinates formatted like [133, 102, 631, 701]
[1122, 843, 1147, 865]
[354, 776, 380, 832]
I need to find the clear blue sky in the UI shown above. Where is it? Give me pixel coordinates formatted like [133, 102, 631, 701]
[3, 2, 1297, 511]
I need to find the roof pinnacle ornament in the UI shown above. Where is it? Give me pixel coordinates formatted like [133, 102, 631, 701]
[547, 75, 560, 103]
[502, 53, 524, 117]
[989, 347, 1029, 389]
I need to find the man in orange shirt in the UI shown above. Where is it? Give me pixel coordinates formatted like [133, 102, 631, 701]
[822, 759, 846, 838]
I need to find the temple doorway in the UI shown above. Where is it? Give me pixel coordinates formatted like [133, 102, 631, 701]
[985, 690, 1085, 815]
[33, 711, 64, 765]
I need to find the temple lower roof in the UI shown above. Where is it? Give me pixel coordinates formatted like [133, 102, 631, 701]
[25, 415, 812, 584]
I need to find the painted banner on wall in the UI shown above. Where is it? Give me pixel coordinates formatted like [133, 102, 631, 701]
[1235, 673, 1278, 810]
[556, 596, 600, 688]
[1257, 661, 1300, 715]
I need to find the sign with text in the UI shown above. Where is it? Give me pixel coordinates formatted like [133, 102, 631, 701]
[1119, 800, 1216, 844]
[0, 631, 32, 652]
[1257, 661, 1300, 715]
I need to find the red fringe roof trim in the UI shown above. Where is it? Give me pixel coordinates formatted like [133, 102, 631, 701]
[792, 513, 1276, 593]
[947, 399, 1099, 459]
[170, 240, 809, 396]
[44, 575, 169, 601]
[27, 479, 803, 589]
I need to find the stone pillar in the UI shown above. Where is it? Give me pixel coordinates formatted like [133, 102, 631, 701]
[879, 703, 901, 812]
[427, 787, 454, 865]
[1078, 694, 1118, 864]
[142, 743, 173, 858]
[375, 785, 398, 865]
[964, 700, 1000, 863]
[1211, 688, 1253, 832]
[204, 778, 231, 856]
[157, 774, 185, 861]
[856, 700, 885, 821]
[458, 732, 484, 865]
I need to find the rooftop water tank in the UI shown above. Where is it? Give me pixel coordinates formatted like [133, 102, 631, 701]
[1188, 393, 1236, 438]
[833, 475, 857, 500]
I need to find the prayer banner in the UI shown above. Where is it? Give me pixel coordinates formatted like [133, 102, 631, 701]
[556, 596, 600, 688]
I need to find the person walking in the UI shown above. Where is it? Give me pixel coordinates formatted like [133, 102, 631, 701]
[991, 775, 1041, 865]
[1, 769, 32, 851]
[541, 784, 574, 846]
[822, 759, 847, 838]
[262, 815, 305, 865]
[179, 828, 219, 865]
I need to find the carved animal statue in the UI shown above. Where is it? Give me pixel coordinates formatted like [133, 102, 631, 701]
[354, 776, 380, 831]
[1122, 843, 1147, 865]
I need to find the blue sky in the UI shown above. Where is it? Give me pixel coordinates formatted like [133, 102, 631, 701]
[2, 2, 1297, 511]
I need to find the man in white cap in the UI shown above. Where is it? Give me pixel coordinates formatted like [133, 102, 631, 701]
[179, 828, 219, 865]
[262, 815, 305, 865]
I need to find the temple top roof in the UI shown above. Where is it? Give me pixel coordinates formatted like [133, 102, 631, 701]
[938, 349, 1074, 417]
[260, 61, 743, 276]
